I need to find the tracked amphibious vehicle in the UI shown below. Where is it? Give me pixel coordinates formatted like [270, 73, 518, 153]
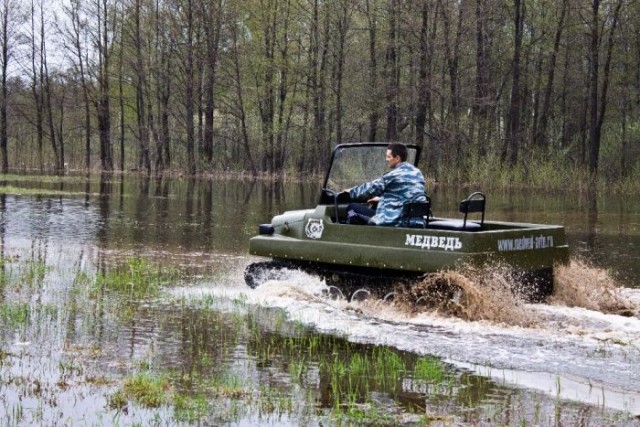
[245, 143, 569, 302]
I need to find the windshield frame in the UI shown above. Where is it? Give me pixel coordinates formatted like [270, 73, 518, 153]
[321, 143, 422, 192]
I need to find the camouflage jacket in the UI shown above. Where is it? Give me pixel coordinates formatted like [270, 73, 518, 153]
[349, 162, 426, 226]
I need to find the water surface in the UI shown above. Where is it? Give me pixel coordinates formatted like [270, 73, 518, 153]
[0, 175, 639, 426]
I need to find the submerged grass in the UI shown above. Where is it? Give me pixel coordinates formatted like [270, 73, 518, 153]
[0, 173, 90, 184]
[19, 259, 50, 287]
[95, 257, 180, 300]
[0, 185, 88, 197]
[108, 372, 173, 410]
[413, 356, 447, 383]
[0, 302, 30, 328]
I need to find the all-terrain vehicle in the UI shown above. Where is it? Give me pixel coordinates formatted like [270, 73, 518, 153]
[245, 143, 569, 302]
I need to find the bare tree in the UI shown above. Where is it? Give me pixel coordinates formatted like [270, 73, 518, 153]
[0, 0, 25, 172]
[151, 0, 173, 172]
[587, 0, 623, 175]
[27, 0, 46, 170]
[533, 0, 567, 148]
[132, 0, 151, 173]
[331, 0, 352, 144]
[40, 1, 61, 171]
[95, 0, 114, 171]
[198, 0, 223, 168]
[505, 0, 524, 167]
[62, 0, 93, 170]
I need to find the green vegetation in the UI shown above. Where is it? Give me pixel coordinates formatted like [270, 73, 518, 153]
[0, 185, 87, 197]
[108, 372, 172, 411]
[19, 259, 50, 287]
[0, 174, 90, 184]
[413, 356, 447, 384]
[0, 303, 30, 329]
[95, 257, 180, 300]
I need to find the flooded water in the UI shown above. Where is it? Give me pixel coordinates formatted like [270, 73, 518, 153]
[1, 174, 639, 426]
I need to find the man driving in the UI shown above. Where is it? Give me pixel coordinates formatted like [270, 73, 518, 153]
[345, 143, 427, 226]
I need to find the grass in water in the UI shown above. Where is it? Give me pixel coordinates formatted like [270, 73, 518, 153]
[0, 185, 87, 197]
[108, 372, 173, 410]
[0, 302, 30, 328]
[0, 173, 92, 184]
[95, 257, 179, 300]
[413, 356, 446, 383]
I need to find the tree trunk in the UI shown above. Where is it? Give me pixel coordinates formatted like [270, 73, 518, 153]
[506, 0, 524, 167]
[414, 2, 430, 149]
[57, 83, 65, 172]
[199, 0, 222, 168]
[535, 0, 566, 148]
[439, 0, 464, 166]
[40, 0, 60, 170]
[29, 0, 44, 171]
[365, 0, 379, 142]
[310, 0, 329, 172]
[66, 0, 92, 170]
[43, 47, 60, 170]
[0, 0, 10, 172]
[185, 0, 196, 175]
[134, 0, 150, 174]
[97, 0, 113, 172]
[230, 8, 256, 175]
[333, 1, 350, 144]
[384, 0, 398, 141]
[586, 0, 623, 175]
[118, 31, 125, 172]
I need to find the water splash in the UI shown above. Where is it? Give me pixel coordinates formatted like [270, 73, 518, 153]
[393, 269, 535, 326]
[551, 258, 638, 317]
[385, 258, 639, 326]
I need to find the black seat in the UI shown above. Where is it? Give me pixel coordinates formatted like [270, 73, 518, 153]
[459, 191, 486, 228]
[428, 192, 486, 231]
[401, 197, 432, 228]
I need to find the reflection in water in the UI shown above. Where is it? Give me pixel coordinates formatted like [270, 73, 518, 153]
[587, 189, 598, 250]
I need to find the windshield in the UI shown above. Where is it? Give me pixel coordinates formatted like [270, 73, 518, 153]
[323, 144, 420, 191]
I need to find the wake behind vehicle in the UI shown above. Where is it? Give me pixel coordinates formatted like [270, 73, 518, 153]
[245, 143, 569, 302]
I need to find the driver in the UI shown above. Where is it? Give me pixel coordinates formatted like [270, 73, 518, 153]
[344, 143, 427, 226]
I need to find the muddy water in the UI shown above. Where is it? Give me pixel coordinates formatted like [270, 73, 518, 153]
[1, 175, 640, 426]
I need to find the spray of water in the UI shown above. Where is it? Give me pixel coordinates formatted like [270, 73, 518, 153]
[551, 258, 637, 317]
[242, 256, 639, 328]
[389, 258, 638, 325]
[393, 265, 537, 326]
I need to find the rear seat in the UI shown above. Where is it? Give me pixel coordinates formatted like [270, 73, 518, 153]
[427, 192, 486, 231]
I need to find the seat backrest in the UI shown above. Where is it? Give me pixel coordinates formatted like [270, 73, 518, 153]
[402, 197, 431, 228]
[459, 192, 486, 229]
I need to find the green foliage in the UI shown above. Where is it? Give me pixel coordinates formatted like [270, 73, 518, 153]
[108, 372, 173, 409]
[95, 257, 179, 300]
[19, 259, 51, 287]
[413, 356, 446, 383]
[0, 302, 30, 329]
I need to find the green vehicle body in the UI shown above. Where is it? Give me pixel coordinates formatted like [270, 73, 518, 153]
[249, 205, 568, 274]
[247, 143, 569, 298]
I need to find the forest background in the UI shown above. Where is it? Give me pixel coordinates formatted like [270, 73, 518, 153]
[1, 0, 639, 192]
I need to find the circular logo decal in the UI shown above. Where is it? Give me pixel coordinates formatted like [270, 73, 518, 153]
[305, 219, 324, 239]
